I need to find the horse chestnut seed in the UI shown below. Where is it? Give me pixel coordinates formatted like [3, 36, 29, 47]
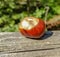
[19, 17, 45, 39]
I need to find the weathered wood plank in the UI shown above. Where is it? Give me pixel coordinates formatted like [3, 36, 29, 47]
[0, 48, 60, 57]
[0, 31, 60, 57]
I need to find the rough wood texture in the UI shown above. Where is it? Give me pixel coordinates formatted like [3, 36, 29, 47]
[46, 15, 60, 30]
[0, 31, 60, 57]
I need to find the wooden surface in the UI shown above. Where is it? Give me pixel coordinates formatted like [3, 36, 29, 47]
[0, 31, 60, 57]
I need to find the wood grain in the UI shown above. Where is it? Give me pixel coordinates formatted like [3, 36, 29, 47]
[0, 31, 60, 57]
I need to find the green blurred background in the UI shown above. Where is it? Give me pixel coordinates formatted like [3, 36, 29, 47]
[0, 0, 60, 32]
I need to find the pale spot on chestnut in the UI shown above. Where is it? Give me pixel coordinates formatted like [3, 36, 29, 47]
[20, 17, 39, 30]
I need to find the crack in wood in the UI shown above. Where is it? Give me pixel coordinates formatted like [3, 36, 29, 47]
[0, 46, 60, 54]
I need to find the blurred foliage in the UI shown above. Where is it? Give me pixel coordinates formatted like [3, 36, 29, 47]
[0, 0, 60, 32]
